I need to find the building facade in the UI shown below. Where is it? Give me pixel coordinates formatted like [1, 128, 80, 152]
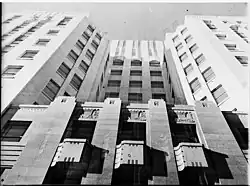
[1, 97, 248, 185]
[164, 15, 249, 112]
[1, 11, 109, 115]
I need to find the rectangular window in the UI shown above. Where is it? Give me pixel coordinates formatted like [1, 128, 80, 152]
[110, 70, 122, 75]
[70, 74, 83, 91]
[211, 85, 229, 105]
[128, 93, 142, 102]
[129, 81, 142, 88]
[2, 65, 23, 78]
[172, 35, 179, 43]
[87, 25, 95, 33]
[151, 81, 164, 88]
[67, 50, 79, 63]
[130, 70, 142, 76]
[35, 39, 50, 46]
[176, 43, 183, 51]
[200, 96, 207, 101]
[179, 52, 188, 62]
[181, 28, 188, 35]
[57, 62, 70, 79]
[189, 43, 198, 53]
[79, 60, 89, 73]
[189, 78, 201, 93]
[95, 33, 102, 41]
[107, 80, 121, 87]
[1, 121, 31, 142]
[235, 56, 248, 66]
[82, 31, 90, 41]
[150, 71, 162, 76]
[75, 40, 85, 51]
[85, 49, 94, 61]
[185, 35, 193, 43]
[152, 93, 166, 101]
[224, 44, 237, 51]
[2, 45, 14, 54]
[20, 50, 39, 59]
[91, 40, 99, 50]
[149, 61, 160, 67]
[47, 30, 59, 35]
[113, 60, 123, 66]
[195, 53, 205, 65]
[216, 34, 227, 40]
[42, 79, 60, 101]
[57, 17, 72, 26]
[202, 67, 215, 82]
[105, 92, 119, 99]
[131, 60, 142, 66]
[184, 64, 193, 76]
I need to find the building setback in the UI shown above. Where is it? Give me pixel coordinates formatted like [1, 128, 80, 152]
[1, 12, 249, 185]
[164, 15, 249, 112]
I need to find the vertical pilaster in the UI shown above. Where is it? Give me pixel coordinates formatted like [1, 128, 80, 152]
[3, 96, 76, 185]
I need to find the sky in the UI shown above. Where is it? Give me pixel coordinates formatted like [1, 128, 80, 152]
[2, 2, 248, 40]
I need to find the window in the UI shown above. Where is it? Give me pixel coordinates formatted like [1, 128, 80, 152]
[107, 80, 121, 87]
[36, 39, 50, 46]
[87, 25, 95, 33]
[181, 28, 188, 35]
[113, 60, 124, 66]
[85, 49, 94, 61]
[172, 89, 175, 98]
[2, 45, 14, 54]
[224, 44, 237, 51]
[70, 74, 83, 91]
[33, 101, 39, 105]
[195, 53, 205, 65]
[185, 35, 193, 43]
[200, 96, 207, 101]
[1, 121, 31, 142]
[211, 85, 229, 105]
[105, 92, 119, 99]
[128, 93, 142, 102]
[149, 61, 160, 67]
[204, 20, 217, 30]
[42, 79, 60, 101]
[235, 56, 248, 66]
[2, 65, 23, 78]
[202, 67, 215, 82]
[79, 60, 89, 73]
[189, 78, 201, 93]
[67, 50, 79, 63]
[47, 30, 59, 35]
[176, 43, 183, 51]
[130, 70, 142, 76]
[189, 43, 198, 53]
[131, 60, 142, 66]
[216, 34, 227, 40]
[150, 71, 162, 76]
[95, 33, 102, 41]
[75, 40, 85, 51]
[20, 50, 39, 59]
[82, 31, 90, 41]
[57, 62, 70, 79]
[111, 70, 122, 75]
[100, 74, 103, 86]
[184, 64, 193, 75]
[151, 81, 164, 88]
[172, 35, 179, 43]
[152, 93, 166, 101]
[179, 52, 188, 62]
[91, 40, 99, 50]
[129, 81, 142, 88]
[64, 91, 71, 96]
[104, 55, 109, 75]
[57, 17, 72, 26]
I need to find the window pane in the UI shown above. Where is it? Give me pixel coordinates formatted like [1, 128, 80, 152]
[79, 60, 89, 73]
[57, 63, 70, 79]
[130, 70, 142, 76]
[70, 74, 83, 90]
[150, 71, 162, 76]
[151, 81, 164, 88]
[129, 81, 142, 88]
[107, 80, 121, 87]
[111, 70, 122, 75]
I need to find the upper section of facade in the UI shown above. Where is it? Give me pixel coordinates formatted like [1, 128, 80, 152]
[1, 11, 109, 114]
[164, 15, 249, 112]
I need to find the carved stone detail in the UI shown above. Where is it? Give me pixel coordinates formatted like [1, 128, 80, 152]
[174, 110, 195, 123]
[128, 109, 146, 121]
[79, 108, 100, 120]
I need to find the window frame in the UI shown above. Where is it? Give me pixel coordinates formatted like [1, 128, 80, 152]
[19, 50, 39, 60]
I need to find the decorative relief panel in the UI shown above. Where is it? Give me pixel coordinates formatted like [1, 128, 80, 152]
[173, 110, 196, 124]
[128, 109, 147, 121]
[79, 108, 100, 120]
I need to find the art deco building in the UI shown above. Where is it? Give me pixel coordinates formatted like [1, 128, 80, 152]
[1, 12, 249, 185]
[164, 15, 249, 112]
